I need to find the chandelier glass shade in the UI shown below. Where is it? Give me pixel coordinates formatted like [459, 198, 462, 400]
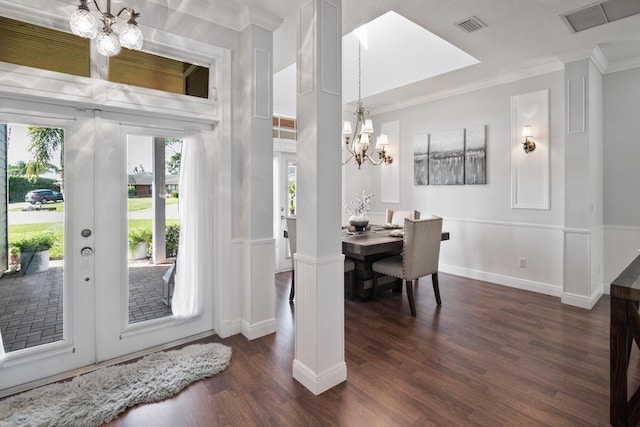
[342, 41, 393, 169]
[69, 0, 143, 57]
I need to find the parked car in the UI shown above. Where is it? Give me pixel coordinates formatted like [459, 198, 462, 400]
[25, 189, 64, 204]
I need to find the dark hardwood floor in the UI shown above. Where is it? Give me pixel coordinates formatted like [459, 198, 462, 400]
[105, 272, 621, 426]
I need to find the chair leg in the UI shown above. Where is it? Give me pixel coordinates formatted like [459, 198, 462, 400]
[406, 279, 416, 316]
[432, 273, 441, 305]
[289, 269, 295, 302]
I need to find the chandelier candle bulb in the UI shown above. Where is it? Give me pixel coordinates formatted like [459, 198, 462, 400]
[69, 0, 143, 57]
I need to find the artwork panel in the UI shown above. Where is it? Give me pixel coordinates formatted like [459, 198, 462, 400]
[465, 125, 486, 185]
[413, 135, 429, 185]
[429, 128, 464, 185]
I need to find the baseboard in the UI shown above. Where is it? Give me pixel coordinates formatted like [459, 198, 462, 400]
[292, 359, 347, 396]
[440, 264, 562, 297]
[216, 319, 242, 338]
[241, 318, 276, 340]
[561, 286, 604, 310]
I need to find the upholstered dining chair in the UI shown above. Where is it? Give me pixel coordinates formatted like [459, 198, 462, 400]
[385, 209, 421, 226]
[286, 216, 357, 301]
[371, 216, 443, 316]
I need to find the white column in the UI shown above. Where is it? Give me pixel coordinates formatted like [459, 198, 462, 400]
[152, 137, 166, 264]
[562, 50, 604, 308]
[239, 19, 278, 339]
[294, 0, 346, 395]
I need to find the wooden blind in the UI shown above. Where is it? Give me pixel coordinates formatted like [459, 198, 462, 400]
[109, 49, 209, 98]
[0, 16, 90, 77]
[0, 16, 209, 98]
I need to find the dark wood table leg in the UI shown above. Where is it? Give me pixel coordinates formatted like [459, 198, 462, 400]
[611, 295, 629, 426]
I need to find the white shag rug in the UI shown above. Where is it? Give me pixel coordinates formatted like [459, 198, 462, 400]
[0, 343, 232, 427]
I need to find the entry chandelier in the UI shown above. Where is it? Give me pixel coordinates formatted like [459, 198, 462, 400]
[342, 41, 393, 169]
[69, 0, 143, 57]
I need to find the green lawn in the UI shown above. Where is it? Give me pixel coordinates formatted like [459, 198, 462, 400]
[9, 197, 179, 260]
[128, 197, 178, 212]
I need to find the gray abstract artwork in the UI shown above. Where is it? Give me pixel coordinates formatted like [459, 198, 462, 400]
[413, 137, 429, 185]
[465, 125, 486, 184]
[429, 128, 464, 185]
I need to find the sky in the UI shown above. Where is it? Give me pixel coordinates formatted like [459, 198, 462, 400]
[7, 124, 62, 168]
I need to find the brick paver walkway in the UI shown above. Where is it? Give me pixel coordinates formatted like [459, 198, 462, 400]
[0, 260, 173, 353]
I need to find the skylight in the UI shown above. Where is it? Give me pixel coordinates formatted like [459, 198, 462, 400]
[342, 11, 480, 104]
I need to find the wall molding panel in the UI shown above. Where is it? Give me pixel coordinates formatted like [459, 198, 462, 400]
[253, 48, 271, 119]
[320, 0, 339, 95]
[567, 77, 586, 134]
[510, 89, 550, 210]
[380, 120, 400, 203]
[297, 2, 315, 96]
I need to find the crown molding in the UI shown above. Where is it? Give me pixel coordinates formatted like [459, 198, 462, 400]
[604, 56, 640, 74]
[239, 5, 284, 32]
[368, 60, 564, 116]
[556, 44, 608, 74]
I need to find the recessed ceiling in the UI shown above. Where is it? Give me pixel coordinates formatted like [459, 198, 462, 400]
[342, 10, 479, 104]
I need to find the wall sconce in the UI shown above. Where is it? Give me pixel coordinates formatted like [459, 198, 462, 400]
[521, 125, 536, 153]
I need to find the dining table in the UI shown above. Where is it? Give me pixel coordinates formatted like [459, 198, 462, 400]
[342, 226, 450, 300]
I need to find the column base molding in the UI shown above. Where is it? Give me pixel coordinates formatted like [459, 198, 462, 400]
[292, 359, 347, 396]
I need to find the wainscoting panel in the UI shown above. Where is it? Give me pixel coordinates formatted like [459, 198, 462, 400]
[438, 218, 563, 296]
[292, 253, 346, 395]
[241, 238, 276, 340]
[563, 229, 590, 298]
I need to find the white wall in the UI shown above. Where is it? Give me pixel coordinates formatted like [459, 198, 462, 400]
[343, 71, 567, 297]
[603, 67, 640, 284]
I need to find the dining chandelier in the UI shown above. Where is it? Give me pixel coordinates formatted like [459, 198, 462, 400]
[342, 41, 393, 169]
[69, 0, 143, 57]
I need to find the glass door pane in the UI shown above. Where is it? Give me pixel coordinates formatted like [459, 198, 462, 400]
[126, 135, 182, 324]
[0, 123, 65, 352]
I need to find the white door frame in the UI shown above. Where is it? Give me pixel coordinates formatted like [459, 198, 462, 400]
[94, 117, 216, 362]
[0, 103, 97, 392]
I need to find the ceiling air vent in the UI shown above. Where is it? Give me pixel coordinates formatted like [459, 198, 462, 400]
[455, 16, 487, 33]
[561, 0, 640, 33]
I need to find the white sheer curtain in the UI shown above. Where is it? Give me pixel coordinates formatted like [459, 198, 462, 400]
[171, 131, 211, 319]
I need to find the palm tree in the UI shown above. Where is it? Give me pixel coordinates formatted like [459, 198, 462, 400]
[26, 126, 64, 192]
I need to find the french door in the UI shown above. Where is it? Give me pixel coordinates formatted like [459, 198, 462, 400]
[0, 105, 215, 393]
[0, 106, 97, 392]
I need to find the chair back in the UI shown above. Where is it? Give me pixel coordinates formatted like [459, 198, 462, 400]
[402, 216, 442, 280]
[386, 209, 421, 225]
[285, 217, 297, 269]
